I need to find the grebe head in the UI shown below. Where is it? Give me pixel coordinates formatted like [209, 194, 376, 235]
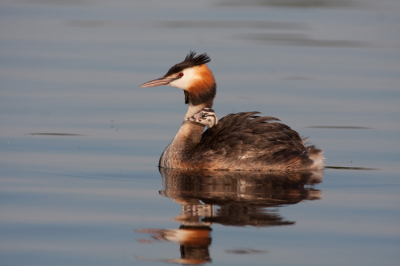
[140, 51, 216, 106]
[186, 108, 218, 128]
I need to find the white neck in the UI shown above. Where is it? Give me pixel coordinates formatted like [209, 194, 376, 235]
[184, 102, 208, 119]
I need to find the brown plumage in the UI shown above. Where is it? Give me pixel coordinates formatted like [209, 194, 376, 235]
[188, 112, 322, 170]
[140, 51, 324, 171]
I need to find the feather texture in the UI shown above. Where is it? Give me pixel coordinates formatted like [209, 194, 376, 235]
[164, 51, 211, 77]
[184, 112, 323, 171]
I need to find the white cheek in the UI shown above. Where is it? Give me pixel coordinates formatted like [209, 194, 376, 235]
[168, 67, 197, 90]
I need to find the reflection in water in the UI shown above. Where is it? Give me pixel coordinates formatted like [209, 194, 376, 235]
[325, 166, 379, 170]
[136, 226, 212, 265]
[307, 126, 374, 129]
[217, 0, 356, 8]
[135, 168, 323, 264]
[164, 20, 307, 30]
[243, 33, 367, 48]
[28, 133, 84, 136]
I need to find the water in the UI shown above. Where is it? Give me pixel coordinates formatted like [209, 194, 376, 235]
[1, 0, 399, 265]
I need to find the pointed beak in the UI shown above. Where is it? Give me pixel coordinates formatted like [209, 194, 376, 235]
[139, 76, 174, 87]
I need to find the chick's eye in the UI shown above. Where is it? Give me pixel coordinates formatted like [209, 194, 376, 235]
[178, 72, 184, 77]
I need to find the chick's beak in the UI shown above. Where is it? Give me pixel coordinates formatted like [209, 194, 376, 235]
[139, 76, 174, 87]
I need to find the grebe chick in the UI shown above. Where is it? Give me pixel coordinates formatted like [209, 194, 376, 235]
[140, 51, 324, 171]
[186, 108, 218, 129]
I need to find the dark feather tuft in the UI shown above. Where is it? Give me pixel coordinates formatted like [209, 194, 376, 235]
[164, 51, 211, 77]
[184, 51, 211, 66]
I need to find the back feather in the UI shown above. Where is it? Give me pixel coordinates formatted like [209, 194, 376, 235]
[191, 112, 315, 170]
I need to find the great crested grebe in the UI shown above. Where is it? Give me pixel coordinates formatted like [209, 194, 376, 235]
[140, 52, 324, 171]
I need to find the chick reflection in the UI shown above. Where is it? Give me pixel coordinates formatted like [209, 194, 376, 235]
[135, 168, 323, 264]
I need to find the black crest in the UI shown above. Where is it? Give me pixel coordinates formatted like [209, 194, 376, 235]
[164, 51, 211, 77]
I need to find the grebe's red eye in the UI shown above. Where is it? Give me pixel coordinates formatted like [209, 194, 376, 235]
[178, 72, 184, 77]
